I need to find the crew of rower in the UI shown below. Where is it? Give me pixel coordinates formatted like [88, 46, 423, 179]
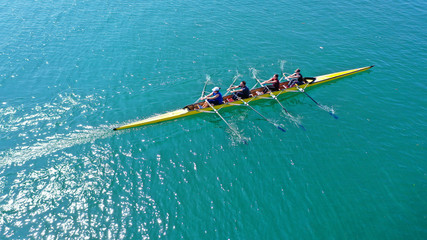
[199, 69, 305, 108]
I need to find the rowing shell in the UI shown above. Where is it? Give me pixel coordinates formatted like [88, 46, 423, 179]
[113, 65, 374, 131]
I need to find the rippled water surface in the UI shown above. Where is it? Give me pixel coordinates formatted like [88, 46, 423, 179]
[1, 0, 426, 239]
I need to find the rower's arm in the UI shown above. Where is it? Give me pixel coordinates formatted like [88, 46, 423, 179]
[208, 94, 219, 100]
[287, 73, 296, 78]
[202, 92, 213, 99]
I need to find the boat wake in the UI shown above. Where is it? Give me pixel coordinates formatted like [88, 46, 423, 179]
[0, 91, 124, 168]
[0, 126, 116, 168]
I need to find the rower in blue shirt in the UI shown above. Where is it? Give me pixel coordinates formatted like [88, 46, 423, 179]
[201, 87, 223, 108]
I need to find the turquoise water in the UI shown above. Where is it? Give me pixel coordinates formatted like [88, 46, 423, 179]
[1, 0, 426, 239]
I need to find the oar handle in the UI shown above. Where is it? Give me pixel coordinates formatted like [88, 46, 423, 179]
[225, 79, 239, 96]
[254, 77, 271, 93]
[194, 78, 211, 103]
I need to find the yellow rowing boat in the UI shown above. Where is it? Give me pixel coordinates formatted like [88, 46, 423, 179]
[113, 65, 374, 130]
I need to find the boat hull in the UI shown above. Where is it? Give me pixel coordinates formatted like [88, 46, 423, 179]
[113, 65, 373, 130]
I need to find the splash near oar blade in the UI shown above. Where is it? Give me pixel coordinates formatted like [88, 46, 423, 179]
[295, 84, 339, 119]
[252, 74, 304, 130]
[232, 92, 286, 133]
[204, 100, 247, 144]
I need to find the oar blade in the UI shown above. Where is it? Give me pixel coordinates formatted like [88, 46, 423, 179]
[330, 112, 339, 119]
[277, 126, 287, 132]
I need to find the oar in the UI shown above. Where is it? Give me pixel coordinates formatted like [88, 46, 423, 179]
[281, 71, 290, 82]
[294, 84, 339, 119]
[254, 77, 289, 112]
[232, 93, 286, 132]
[194, 78, 210, 103]
[224, 74, 241, 96]
[254, 76, 305, 130]
[205, 100, 247, 144]
[200, 79, 209, 98]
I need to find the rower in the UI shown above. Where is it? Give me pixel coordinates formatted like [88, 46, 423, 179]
[261, 74, 280, 93]
[228, 81, 250, 100]
[285, 68, 306, 87]
[201, 87, 223, 108]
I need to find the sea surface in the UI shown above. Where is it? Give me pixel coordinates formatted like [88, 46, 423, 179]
[1, 0, 426, 239]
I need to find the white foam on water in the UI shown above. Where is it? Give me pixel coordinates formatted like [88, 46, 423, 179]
[320, 104, 335, 114]
[279, 59, 286, 73]
[0, 126, 117, 168]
